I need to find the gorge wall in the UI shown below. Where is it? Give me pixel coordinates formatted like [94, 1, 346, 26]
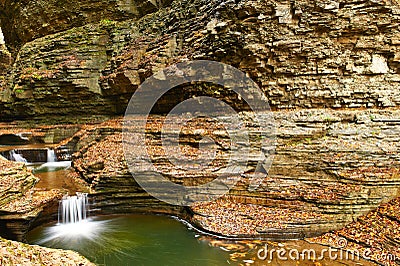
[0, 0, 400, 264]
[70, 109, 400, 240]
[0, 0, 399, 119]
[0, 157, 61, 241]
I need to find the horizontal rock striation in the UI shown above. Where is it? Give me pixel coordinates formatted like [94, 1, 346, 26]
[0, 46, 10, 76]
[0, 27, 11, 116]
[0, 0, 399, 263]
[71, 108, 400, 238]
[0, 122, 82, 145]
[0, 237, 94, 265]
[70, 120, 185, 215]
[0, 158, 62, 241]
[0, 0, 399, 119]
[0, 0, 174, 54]
[193, 108, 400, 237]
[311, 196, 400, 265]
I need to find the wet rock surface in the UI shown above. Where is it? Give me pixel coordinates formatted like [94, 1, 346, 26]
[0, 121, 88, 145]
[0, 122, 91, 242]
[69, 120, 185, 215]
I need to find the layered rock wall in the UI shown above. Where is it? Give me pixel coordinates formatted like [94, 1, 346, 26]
[0, 0, 399, 119]
[0, 0, 173, 54]
[0, 0, 399, 263]
[0, 158, 61, 241]
[0, 237, 94, 265]
[0, 26, 11, 109]
[71, 109, 400, 238]
[0, 27, 10, 73]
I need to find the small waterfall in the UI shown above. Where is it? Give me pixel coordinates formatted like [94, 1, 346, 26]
[9, 150, 28, 163]
[34, 192, 104, 243]
[58, 193, 89, 224]
[47, 149, 57, 163]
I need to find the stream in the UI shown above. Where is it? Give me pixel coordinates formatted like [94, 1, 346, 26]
[1, 145, 375, 266]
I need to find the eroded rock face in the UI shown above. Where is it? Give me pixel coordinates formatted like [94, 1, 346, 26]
[71, 109, 400, 238]
[0, 122, 82, 144]
[0, 26, 12, 117]
[0, 0, 398, 263]
[0, 158, 62, 241]
[0, 0, 399, 119]
[0, 237, 94, 265]
[0, 0, 174, 53]
[0, 28, 11, 74]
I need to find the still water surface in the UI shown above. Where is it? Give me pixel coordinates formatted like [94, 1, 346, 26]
[27, 214, 231, 266]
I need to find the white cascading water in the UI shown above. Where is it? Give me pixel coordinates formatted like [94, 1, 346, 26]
[35, 148, 71, 171]
[10, 150, 28, 163]
[36, 192, 107, 243]
[59, 192, 88, 224]
[47, 149, 57, 163]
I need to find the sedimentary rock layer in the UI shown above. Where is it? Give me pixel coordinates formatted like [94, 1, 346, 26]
[0, 157, 61, 241]
[0, 0, 399, 119]
[311, 196, 400, 266]
[71, 108, 400, 238]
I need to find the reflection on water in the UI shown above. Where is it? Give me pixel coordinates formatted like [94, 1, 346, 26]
[31, 161, 72, 174]
[27, 214, 231, 266]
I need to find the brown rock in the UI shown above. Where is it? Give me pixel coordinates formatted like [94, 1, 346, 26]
[0, 0, 399, 119]
[0, 237, 94, 265]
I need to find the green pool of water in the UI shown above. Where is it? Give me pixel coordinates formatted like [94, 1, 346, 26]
[27, 214, 232, 266]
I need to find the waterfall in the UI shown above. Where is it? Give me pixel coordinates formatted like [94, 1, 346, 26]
[10, 150, 27, 163]
[47, 149, 57, 162]
[58, 193, 89, 224]
[35, 192, 104, 243]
